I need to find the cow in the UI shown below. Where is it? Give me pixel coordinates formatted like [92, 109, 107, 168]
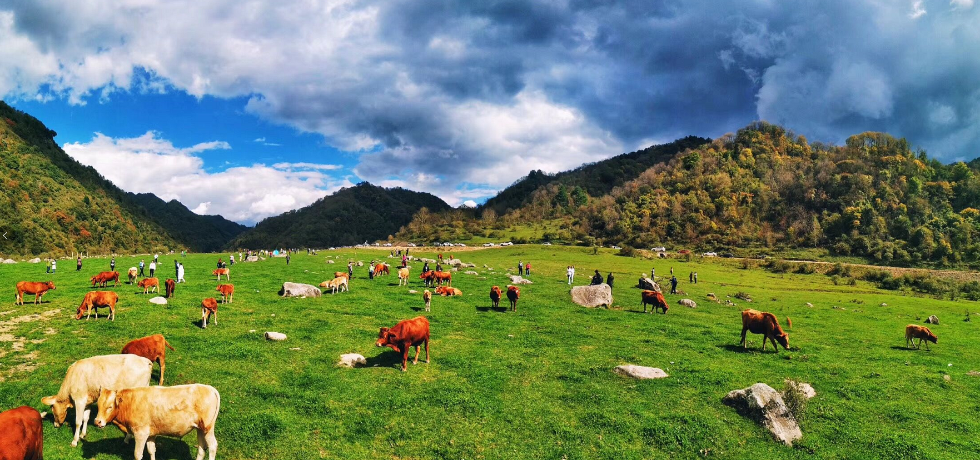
[905, 324, 938, 350]
[398, 267, 410, 286]
[423, 290, 432, 312]
[213, 268, 230, 281]
[319, 277, 348, 294]
[740, 309, 790, 352]
[435, 286, 462, 296]
[334, 271, 350, 279]
[128, 267, 138, 284]
[373, 263, 390, 277]
[90, 271, 120, 288]
[121, 334, 175, 385]
[41, 354, 152, 447]
[201, 298, 218, 328]
[76, 291, 119, 321]
[137, 277, 159, 294]
[0, 406, 43, 460]
[489, 286, 502, 308]
[433, 271, 452, 286]
[165, 278, 176, 298]
[376, 316, 430, 372]
[507, 285, 520, 312]
[419, 270, 435, 287]
[216, 284, 234, 303]
[15, 281, 55, 306]
[641, 290, 668, 314]
[94, 384, 220, 460]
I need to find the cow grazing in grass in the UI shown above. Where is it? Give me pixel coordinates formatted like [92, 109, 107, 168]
[489, 286, 502, 308]
[213, 268, 230, 281]
[334, 271, 350, 279]
[137, 277, 159, 294]
[740, 309, 790, 352]
[433, 271, 452, 286]
[165, 278, 176, 298]
[507, 286, 520, 312]
[94, 384, 220, 460]
[15, 281, 55, 306]
[319, 277, 348, 294]
[0, 406, 43, 460]
[216, 284, 234, 303]
[641, 290, 668, 314]
[398, 267, 410, 286]
[90, 271, 120, 288]
[41, 354, 152, 447]
[420, 270, 435, 287]
[905, 324, 938, 350]
[76, 291, 119, 321]
[201, 298, 218, 328]
[435, 286, 462, 296]
[423, 290, 432, 312]
[373, 263, 390, 277]
[121, 334, 175, 385]
[128, 267, 138, 284]
[376, 316, 430, 372]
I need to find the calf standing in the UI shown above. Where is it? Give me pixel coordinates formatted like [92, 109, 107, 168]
[121, 334, 175, 385]
[489, 286, 502, 308]
[137, 277, 159, 294]
[507, 286, 520, 312]
[740, 309, 790, 352]
[165, 279, 176, 298]
[905, 324, 938, 350]
[216, 284, 234, 303]
[201, 298, 218, 328]
[0, 406, 43, 460]
[423, 290, 432, 312]
[376, 316, 430, 372]
[76, 291, 119, 321]
[641, 290, 668, 314]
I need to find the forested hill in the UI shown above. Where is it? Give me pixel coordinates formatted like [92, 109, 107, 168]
[227, 182, 452, 249]
[481, 135, 711, 214]
[127, 193, 248, 253]
[0, 102, 180, 256]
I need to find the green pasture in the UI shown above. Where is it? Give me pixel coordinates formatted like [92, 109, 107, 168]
[1, 247, 979, 459]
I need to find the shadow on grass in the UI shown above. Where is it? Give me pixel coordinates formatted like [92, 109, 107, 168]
[190, 320, 211, 329]
[718, 344, 756, 354]
[889, 345, 924, 351]
[475, 306, 509, 313]
[363, 350, 406, 369]
[82, 434, 195, 460]
[409, 307, 433, 312]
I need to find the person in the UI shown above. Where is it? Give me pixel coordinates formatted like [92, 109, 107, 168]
[438, 253, 443, 262]
[230, 254, 235, 266]
[369, 262, 375, 279]
[670, 267, 674, 276]
[436, 262, 443, 272]
[694, 272, 698, 284]
[651, 267, 655, 279]
[286, 253, 291, 265]
[402, 254, 407, 268]
[175, 260, 179, 278]
[423, 261, 429, 273]
[139, 259, 145, 277]
[606, 272, 614, 287]
[110, 257, 115, 272]
[670, 275, 678, 294]
[591, 270, 603, 285]
[47, 259, 52, 274]
[406, 248, 410, 256]
[518, 261, 524, 276]
[51, 259, 56, 273]
[525, 262, 531, 276]
[177, 263, 185, 283]
[76, 256, 82, 271]
[149, 260, 156, 278]
[689, 272, 694, 283]
[348, 261, 354, 278]
[154, 253, 159, 264]
[567, 266, 575, 285]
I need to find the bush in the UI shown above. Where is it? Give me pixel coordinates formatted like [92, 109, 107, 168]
[795, 263, 816, 274]
[782, 381, 809, 425]
[734, 291, 753, 301]
[617, 245, 637, 257]
[827, 262, 851, 277]
[766, 259, 792, 273]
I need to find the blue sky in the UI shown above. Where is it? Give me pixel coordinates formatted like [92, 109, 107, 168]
[3, 0, 980, 224]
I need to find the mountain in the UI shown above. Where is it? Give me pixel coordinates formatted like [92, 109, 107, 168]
[227, 182, 452, 248]
[127, 193, 248, 253]
[481, 135, 711, 214]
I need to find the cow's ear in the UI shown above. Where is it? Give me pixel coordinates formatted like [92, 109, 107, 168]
[41, 396, 57, 406]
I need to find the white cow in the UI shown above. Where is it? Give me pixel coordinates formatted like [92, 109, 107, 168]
[398, 267, 410, 286]
[95, 383, 221, 460]
[41, 354, 153, 447]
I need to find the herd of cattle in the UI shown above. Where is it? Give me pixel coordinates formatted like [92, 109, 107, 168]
[2, 255, 943, 459]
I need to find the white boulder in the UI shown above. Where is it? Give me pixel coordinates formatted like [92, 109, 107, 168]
[614, 365, 668, 379]
[571, 284, 613, 308]
[337, 353, 367, 368]
[265, 332, 287, 341]
[148, 296, 167, 305]
[723, 383, 803, 446]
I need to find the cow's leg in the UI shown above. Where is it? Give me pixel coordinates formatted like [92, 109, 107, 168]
[202, 309, 207, 328]
[132, 431, 149, 460]
[145, 436, 157, 460]
[35, 293, 41, 304]
[740, 327, 748, 348]
[214, 309, 217, 325]
[70, 396, 87, 446]
[413, 344, 421, 364]
[159, 358, 166, 385]
[424, 339, 430, 363]
[760, 335, 766, 351]
[770, 337, 779, 352]
[204, 428, 218, 460]
[401, 347, 409, 371]
[110, 306, 115, 321]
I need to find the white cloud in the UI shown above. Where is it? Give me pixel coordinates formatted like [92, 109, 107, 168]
[951, 0, 973, 10]
[461, 200, 477, 208]
[910, 0, 927, 18]
[272, 162, 343, 171]
[63, 132, 350, 224]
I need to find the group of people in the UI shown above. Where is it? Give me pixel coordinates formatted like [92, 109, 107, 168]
[517, 261, 531, 276]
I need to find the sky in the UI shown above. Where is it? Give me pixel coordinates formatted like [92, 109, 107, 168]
[2, 0, 980, 225]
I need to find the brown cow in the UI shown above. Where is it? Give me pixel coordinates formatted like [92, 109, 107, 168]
[433, 271, 452, 286]
[15, 281, 55, 306]
[334, 271, 350, 279]
[641, 290, 668, 314]
[121, 334, 175, 385]
[740, 309, 790, 352]
[76, 291, 119, 321]
[0, 406, 43, 460]
[507, 286, 520, 312]
[137, 277, 159, 294]
[435, 286, 462, 296]
[216, 284, 234, 303]
[489, 286, 502, 308]
[213, 268, 230, 281]
[90, 271, 120, 288]
[376, 316, 430, 371]
[419, 270, 435, 287]
[423, 290, 432, 312]
[373, 263, 390, 277]
[906, 324, 938, 350]
[165, 278, 176, 298]
[201, 298, 218, 328]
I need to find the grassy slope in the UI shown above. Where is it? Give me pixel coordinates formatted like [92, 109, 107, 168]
[1, 247, 979, 459]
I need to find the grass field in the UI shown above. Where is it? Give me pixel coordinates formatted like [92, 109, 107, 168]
[2, 246, 979, 459]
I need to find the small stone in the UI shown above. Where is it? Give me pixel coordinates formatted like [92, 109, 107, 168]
[880, 303, 888, 306]
[148, 297, 167, 305]
[249, 330, 256, 333]
[338, 353, 367, 368]
[614, 365, 668, 379]
[805, 302, 814, 308]
[678, 299, 697, 308]
[408, 290, 418, 294]
[327, 260, 335, 264]
[926, 315, 939, 324]
[943, 375, 951, 382]
[265, 332, 287, 341]
[290, 347, 301, 351]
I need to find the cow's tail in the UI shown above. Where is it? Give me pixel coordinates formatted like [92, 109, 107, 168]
[166, 340, 175, 351]
[786, 317, 792, 329]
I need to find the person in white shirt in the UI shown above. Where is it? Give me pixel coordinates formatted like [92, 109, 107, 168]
[149, 261, 156, 277]
[567, 266, 575, 285]
[177, 263, 185, 283]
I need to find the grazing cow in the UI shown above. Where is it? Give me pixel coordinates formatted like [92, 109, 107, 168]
[489, 286, 502, 308]
[740, 309, 790, 352]
[398, 267, 410, 286]
[905, 324, 938, 350]
[165, 278, 176, 298]
[423, 290, 432, 312]
[94, 384, 220, 460]
[507, 285, 520, 312]
[128, 267, 138, 284]
[376, 316, 430, 372]
[334, 271, 350, 279]
[15, 281, 55, 306]
[373, 263, 390, 277]
[121, 334, 175, 385]
[319, 277, 348, 294]
[41, 354, 152, 447]
[212, 268, 230, 281]
[137, 277, 159, 294]
[419, 270, 435, 287]
[0, 406, 43, 460]
[76, 291, 119, 321]
[641, 290, 668, 314]
[90, 271, 119, 288]
[435, 286, 462, 296]
[433, 271, 452, 286]
[201, 298, 218, 328]
[216, 284, 234, 303]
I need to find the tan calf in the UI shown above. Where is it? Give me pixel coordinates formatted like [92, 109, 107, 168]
[398, 267, 410, 286]
[905, 324, 938, 350]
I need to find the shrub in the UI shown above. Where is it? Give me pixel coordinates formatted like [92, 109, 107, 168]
[617, 245, 636, 257]
[782, 381, 809, 425]
[795, 263, 816, 274]
[734, 291, 752, 301]
[827, 262, 851, 277]
[766, 259, 792, 273]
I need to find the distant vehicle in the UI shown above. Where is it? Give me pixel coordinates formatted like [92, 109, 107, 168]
[651, 247, 666, 252]
[443, 242, 454, 247]
[458, 243, 466, 247]
[433, 243, 443, 247]
[722, 252, 735, 258]
[500, 242, 514, 246]
[384, 243, 392, 247]
[611, 245, 622, 250]
[483, 243, 495, 247]
[407, 243, 417, 247]
[373, 243, 381, 247]
[542, 242, 552, 246]
[703, 252, 718, 257]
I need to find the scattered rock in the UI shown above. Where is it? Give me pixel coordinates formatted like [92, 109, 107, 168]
[571, 284, 613, 308]
[614, 365, 668, 379]
[28, 258, 41, 264]
[465, 271, 479, 275]
[421, 258, 436, 263]
[926, 315, 939, 325]
[880, 302, 888, 306]
[327, 260, 335, 264]
[249, 330, 256, 333]
[148, 297, 167, 305]
[451, 267, 458, 272]
[356, 261, 364, 267]
[706, 293, 717, 300]
[723, 383, 803, 446]
[462, 263, 476, 268]
[244, 255, 259, 262]
[265, 332, 287, 341]
[783, 380, 816, 399]
[408, 290, 418, 294]
[678, 299, 697, 308]
[967, 370, 980, 377]
[943, 374, 951, 382]
[1, 259, 16, 264]
[638, 277, 660, 291]
[508, 275, 533, 284]
[805, 302, 814, 308]
[338, 353, 367, 368]
[278, 282, 322, 298]
[290, 347, 301, 351]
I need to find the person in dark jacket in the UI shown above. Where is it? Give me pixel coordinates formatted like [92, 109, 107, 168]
[606, 272, 615, 287]
[591, 270, 604, 285]
[670, 276, 678, 294]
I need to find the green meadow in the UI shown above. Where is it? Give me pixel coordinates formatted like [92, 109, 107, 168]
[1, 246, 979, 459]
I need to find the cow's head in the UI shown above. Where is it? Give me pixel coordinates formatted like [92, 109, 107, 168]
[75, 304, 87, 320]
[926, 330, 938, 344]
[90, 276, 98, 285]
[490, 286, 501, 295]
[47, 281, 56, 290]
[93, 389, 118, 428]
[41, 395, 71, 427]
[376, 327, 400, 351]
[775, 333, 790, 350]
